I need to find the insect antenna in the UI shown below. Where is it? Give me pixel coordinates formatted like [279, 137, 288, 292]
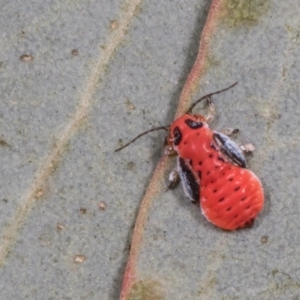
[187, 82, 238, 113]
[114, 125, 169, 152]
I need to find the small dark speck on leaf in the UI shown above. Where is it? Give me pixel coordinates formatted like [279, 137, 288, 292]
[57, 223, 65, 231]
[20, 54, 33, 62]
[261, 235, 268, 244]
[110, 20, 119, 30]
[125, 99, 136, 111]
[35, 189, 45, 198]
[99, 202, 106, 211]
[0, 140, 9, 147]
[79, 207, 87, 214]
[127, 161, 135, 170]
[71, 49, 79, 56]
[74, 254, 86, 263]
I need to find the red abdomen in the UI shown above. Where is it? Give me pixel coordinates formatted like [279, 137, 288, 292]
[201, 167, 264, 230]
[177, 126, 264, 230]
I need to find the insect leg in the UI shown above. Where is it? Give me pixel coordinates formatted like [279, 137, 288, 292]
[204, 96, 215, 123]
[168, 169, 180, 190]
[177, 157, 200, 204]
[240, 143, 255, 154]
[216, 129, 255, 155]
[219, 128, 240, 136]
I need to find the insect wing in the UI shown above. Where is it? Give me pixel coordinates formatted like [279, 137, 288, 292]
[213, 131, 246, 168]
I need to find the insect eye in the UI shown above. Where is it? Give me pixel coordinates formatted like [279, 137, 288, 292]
[185, 119, 203, 129]
[173, 127, 182, 145]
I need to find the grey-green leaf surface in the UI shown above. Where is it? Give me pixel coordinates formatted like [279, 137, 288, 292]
[0, 0, 299, 299]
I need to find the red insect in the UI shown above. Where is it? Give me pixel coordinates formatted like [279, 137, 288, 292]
[115, 83, 264, 230]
